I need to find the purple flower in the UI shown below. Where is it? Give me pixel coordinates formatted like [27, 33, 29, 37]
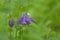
[17, 13, 36, 25]
[9, 18, 14, 27]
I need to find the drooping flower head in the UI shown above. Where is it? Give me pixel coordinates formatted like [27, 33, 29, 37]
[17, 12, 36, 26]
[9, 18, 14, 27]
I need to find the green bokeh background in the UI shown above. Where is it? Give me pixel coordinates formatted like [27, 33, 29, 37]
[0, 0, 60, 40]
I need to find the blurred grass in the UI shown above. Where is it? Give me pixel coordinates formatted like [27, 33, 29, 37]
[0, 0, 60, 40]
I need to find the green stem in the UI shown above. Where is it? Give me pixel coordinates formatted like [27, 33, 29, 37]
[20, 28, 22, 40]
[16, 27, 18, 40]
[10, 30, 11, 40]
[9, 27, 12, 40]
[18, 26, 22, 40]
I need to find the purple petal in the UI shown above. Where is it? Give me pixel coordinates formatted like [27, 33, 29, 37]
[22, 13, 25, 17]
[21, 17, 26, 24]
[30, 18, 36, 24]
[9, 19, 14, 27]
[22, 13, 29, 19]
[25, 13, 29, 18]
[22, 13, 30, 24]
[17, 18, 22, 25]
[17, 13, 36, 25]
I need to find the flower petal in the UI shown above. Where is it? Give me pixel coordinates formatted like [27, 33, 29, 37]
[30, 18, 36, 24]
[9, 19, 14, 27]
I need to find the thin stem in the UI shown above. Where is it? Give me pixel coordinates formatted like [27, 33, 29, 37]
[9, 27, 12, 40]
[20, 28, 22, 40]
[10, 30, 11, 40]
[18, 26, 22, 40]
[16, 26, 18, 40]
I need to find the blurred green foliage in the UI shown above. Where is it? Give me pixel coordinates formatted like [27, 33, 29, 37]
[0, 0, 60, 40]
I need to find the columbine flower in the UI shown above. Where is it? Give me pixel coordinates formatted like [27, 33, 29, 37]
[9, 18, 14, 27]
[17, 13, 36, 26]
